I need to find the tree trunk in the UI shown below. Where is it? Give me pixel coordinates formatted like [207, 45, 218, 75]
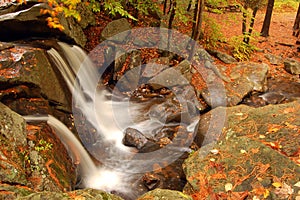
[163, 0, 168, 14]
[187, 0, 192, 11]
[191, 0, 201, 40]
[244, 6, 258, 44]
[293, 3, 300, 36]
[189, 0, 204, 60]
[242, 5, 248, 35]
[162, 0, 176, 57]
[260, 0, 274, 37]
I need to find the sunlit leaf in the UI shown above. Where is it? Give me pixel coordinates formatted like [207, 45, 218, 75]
[272, 182, 282, 188]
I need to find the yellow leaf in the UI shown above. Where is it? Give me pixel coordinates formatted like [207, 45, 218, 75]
[264, 189, 270, 198]
[272, 182, 282, 188]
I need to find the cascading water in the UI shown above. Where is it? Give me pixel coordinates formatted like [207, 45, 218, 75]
[25, 33, 200, 198]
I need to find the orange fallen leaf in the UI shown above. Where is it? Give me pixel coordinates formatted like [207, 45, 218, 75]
[283, 107, 295, 114]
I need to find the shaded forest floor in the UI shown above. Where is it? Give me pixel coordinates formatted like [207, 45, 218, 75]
[84, 5, 300, 83]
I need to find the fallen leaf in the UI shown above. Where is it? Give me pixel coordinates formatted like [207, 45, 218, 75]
[264, 189, 270, 198]
[240, 149, 247, 154]
[283, 107, 295, 113]
[294, 181, 300, 187]
[251, 148, 260, 154]
[272, 182, 282, 188]
[210, 149, 219, 155]
[225, 183, 233, 192]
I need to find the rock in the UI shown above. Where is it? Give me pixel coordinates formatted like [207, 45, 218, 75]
[195, 100, 300, 159]
[264, 53, 283, 65]
[0, 102, 28, 185]
[187, 101, 300, 199]
[17, 188, 123, 199]
[206, 49, 237, 64]
[25, 122, 76, 192]
[148, 60, 193, 90]
[259, 92, 286, 104]
[113, 50, 143, 91]
[123, 128, 148, 150]
[0, 43, 70, 111]
[0, 102, 76, 193]
[0, 2, 94, 47]
[204, 61, 231, 82]
[184, 136, 300, 199]
[231, 62, 269, 92]
[101, 18, 131, 43]
[201, 62, 269, 107]
[148, 98, 182, 123]
[0, 184, 32, 199]
[284, 58, 300, 75]
[142, 62, 168, 78]
[148, 67, 190, 89]
[242, 77, 300, 107]
[194, 48, 214, 63]
[137, 188, 193, 200]
[174, 60, 193, 82]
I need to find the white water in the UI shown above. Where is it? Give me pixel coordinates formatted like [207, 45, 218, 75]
[31, 42, 199, 198]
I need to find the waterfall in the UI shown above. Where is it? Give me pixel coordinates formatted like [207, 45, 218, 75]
[25, 41, 199, 199]
[23, 115, 97, 177]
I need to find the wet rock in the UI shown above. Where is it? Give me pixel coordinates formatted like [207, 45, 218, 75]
[25, 122, 76, 192]
[184, 136, 300, 199]
[264, 53, 283, 65]
[0, 43, 70, 111]
[284, 58, 300, 75]
[242, 77, 300, 107]
[142, 173, 161, 190]
[101, 18, 131, 43]
[137, 188, 193, 200]
[266, 78, 300, 101]
[4, 98, 51, 115]
[113, 50, 142, 91]
[0, 1, 94, 47]
[206, 49, 237, 64]
[148, 98, 182, 123]
[259, 92, 286, 104]
[0, 102, 76, 193]
[123, 128, 148, 149]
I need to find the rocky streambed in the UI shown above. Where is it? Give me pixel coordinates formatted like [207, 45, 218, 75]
[0, 1, 300, 200]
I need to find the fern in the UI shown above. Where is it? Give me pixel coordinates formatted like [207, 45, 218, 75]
[230, 35, 257, 61]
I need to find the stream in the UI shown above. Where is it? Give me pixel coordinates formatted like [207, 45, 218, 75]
[23, 42, 200, 199]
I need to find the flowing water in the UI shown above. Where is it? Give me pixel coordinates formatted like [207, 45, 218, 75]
[25, 42, 199, 199]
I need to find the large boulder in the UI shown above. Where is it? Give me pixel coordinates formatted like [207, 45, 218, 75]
[200, 62, 269, 107]
[101, 18, 131, 43]
[185, 100, 300, 199]
[0, 1, 95, 47]
[0, 42, 70, 111]
[0, 102, 76, 195]
[184, 136, 300, 199]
